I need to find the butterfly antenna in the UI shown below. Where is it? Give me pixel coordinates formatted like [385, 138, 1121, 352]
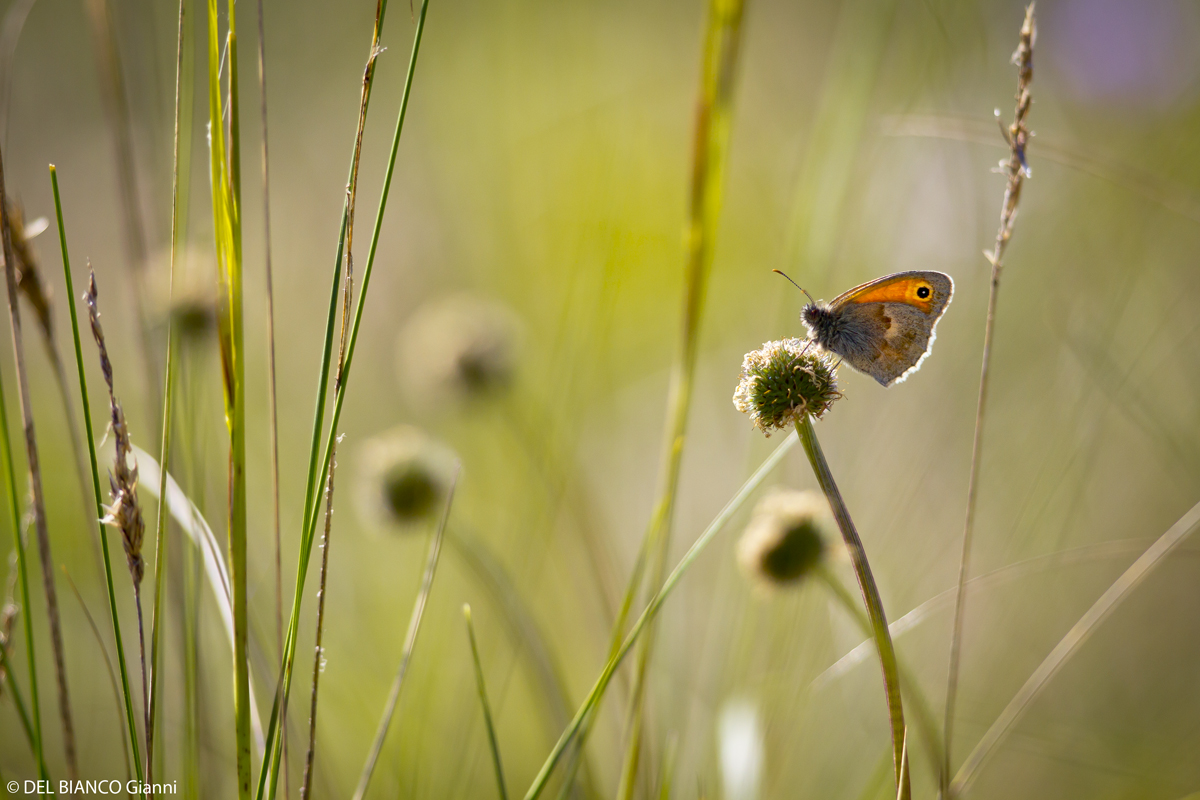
[772, 269, 815, 305]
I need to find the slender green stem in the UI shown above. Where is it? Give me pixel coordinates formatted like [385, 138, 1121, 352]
[816, 565, 943, 787]
[944, 8, 1035, 791]
[49, 164, 143, 785]
[0, 347, 48, 787]
[0, 640, 38, 761]
[796, 415, 908, 800]
[950, 498, 1200, 796]
[352, 465, 457, 800]
[464, 604, 509, 800]
[523, 433, 797, 800]
[0, 129, 77, 783]
[260, 6, 431, 797]
[616, 2, 746, 794]
[145, 0, 187, 790]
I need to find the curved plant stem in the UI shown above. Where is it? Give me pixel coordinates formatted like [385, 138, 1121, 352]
[352, 465, 458, 800]
[817, 565, 943, 788]
[950, 498, 1200, 796]
[0, 133, 77, 782]
[943, 8, 1035, 792]
[616, 2, 746, 795]
[522, 433, 797, 800]
[797, 415, 908, 800]
[50, 164, 143, 785]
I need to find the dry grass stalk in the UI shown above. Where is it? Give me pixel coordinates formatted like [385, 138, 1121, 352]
[0, 137, 78, 780]
[943, 5, 1036, 794]
[86, 266, 151, 770]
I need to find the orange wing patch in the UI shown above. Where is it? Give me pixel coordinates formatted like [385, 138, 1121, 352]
[834, 276, 936, 314]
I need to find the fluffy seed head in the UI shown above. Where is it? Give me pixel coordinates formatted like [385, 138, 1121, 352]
[737, 489, 830, 589]
[356, 426, 458, 532]
[733, 338, 840, 435]
[395, 294, 521, 407]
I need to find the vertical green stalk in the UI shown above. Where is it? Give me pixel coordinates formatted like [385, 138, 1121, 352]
[617, 1, 746, 795]
[464, 605, 508, 800]
[145, 0, 188, 789]
[0, 345, 48, 787]
[797, 415, 909, 799]
[259, 4, 431, 797]
[50, 164, 143, 786]
[206, 0, 249, 794]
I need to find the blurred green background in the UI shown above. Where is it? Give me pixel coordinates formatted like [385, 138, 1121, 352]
[2, 0, 1199, 797]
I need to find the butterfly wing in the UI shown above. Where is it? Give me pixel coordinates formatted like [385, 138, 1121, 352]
[823, 271, 953, 387]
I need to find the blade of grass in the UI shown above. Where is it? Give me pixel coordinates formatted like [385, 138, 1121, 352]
[351, 463, 457, 800]
[943, 7, 1035, 793]
[0, 361, 47, 785]
[950, 498, 1200, 796]
[0, 635, 38, 762]
[49, 163, 143, 785]
[523, 432, 798, 800]
[0, 129, 77, 781]
[797, 415, 908, 799]
[261, 5, 430, 797]
[464, 604, 509, 800]
[616, 2, 746, 795]
[145, 0, 187, 788]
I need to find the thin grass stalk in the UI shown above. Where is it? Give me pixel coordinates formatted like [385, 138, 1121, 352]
[261, 6, 430, 796]
[145, 0, 187, 790]
[253, 0, 288, 790]
[61, 566, 134, 785]
[0, 636, 39, 760]
[299, 453, 338, 800]
[943, 7, 1035, 791]
[0, 351, 47, 785]
[351, 463, 457, 800]
[796, 415, 908, 799]
[205, 0, 251, 793]
[0, 136, 77, 781]
[816, 564, 943, 787]
[950, 498, 1200, 795]
[616, 2, 745, 795]
[522, 433, 798, 800]
[49, 164, 143, 783]
[464, 604, 509, 800]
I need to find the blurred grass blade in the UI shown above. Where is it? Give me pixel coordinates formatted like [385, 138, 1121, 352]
[617, 1, 746, 794]
[0, 362, 47, 783]
[464, 604, 509, 800]
[523, 432, 797, 800]
[132, 443, 266, 754]
[0, 638, 38, 760]
[950, 498, 1200, 796]
[49, 163, 142, 784]
[352, 463, 458, 800]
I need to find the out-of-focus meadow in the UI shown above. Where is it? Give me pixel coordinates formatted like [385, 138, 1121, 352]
[2, 0, 1200, 797]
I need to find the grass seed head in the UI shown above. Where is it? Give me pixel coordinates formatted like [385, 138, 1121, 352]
[356, 425, 458, 532]
[734, 338, 840, 435]
[737, 488, 830, 589]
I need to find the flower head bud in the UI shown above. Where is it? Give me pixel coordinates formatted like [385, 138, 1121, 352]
[356, 426, 458, 532]
[395, 294, 521, 407]
[737, 488, 830, 589]
[733, 338, 840, 435]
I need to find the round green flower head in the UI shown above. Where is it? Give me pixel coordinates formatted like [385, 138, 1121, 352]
[733, 338, 840, 435]
[356, 425, 458, 532]
[737, 489, 829, 589]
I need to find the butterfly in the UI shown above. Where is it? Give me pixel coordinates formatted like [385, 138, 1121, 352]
[777, 270, 954, 387]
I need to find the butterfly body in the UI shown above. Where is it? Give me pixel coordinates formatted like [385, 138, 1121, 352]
[801, 270, 953, 387]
